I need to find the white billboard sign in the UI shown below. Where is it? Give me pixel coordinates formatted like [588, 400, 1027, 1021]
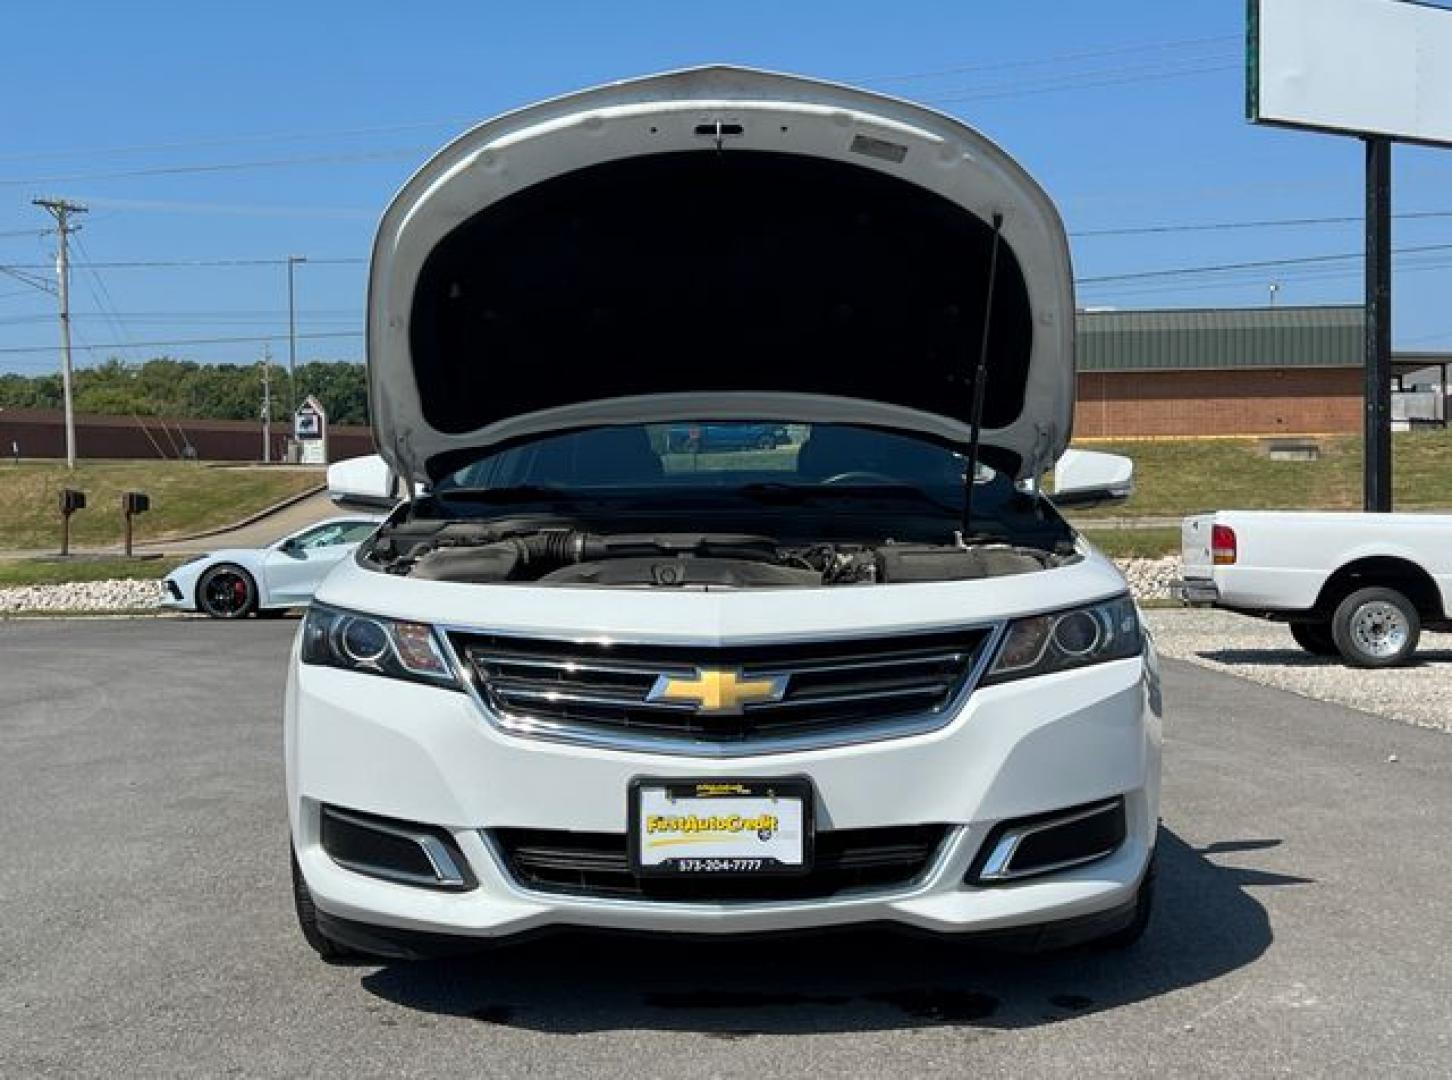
[1250, 0, 1452, 146]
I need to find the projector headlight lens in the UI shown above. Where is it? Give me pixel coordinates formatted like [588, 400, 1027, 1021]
[301, 603, 457, 687]
[985, 596, 1141, 684]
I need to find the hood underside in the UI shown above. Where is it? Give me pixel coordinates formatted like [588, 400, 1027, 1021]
[369, 66, 1076, 481]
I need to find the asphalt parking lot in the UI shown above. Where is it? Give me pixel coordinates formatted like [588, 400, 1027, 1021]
[3, 619, 1451, 1077]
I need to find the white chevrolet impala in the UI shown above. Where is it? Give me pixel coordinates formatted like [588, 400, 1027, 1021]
[285, 67, 1162, 961]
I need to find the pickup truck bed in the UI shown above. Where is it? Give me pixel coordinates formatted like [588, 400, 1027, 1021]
[1175, 510, 1452, 667]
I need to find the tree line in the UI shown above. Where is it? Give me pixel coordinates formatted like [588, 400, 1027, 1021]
[0, 358, 370, 426]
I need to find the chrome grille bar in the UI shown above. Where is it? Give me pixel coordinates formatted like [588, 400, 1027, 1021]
[447, 624, 1000, 755]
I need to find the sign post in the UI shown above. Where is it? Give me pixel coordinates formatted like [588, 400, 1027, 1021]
[1248, 0, 1452, 512]
[293, 395, 328, 466]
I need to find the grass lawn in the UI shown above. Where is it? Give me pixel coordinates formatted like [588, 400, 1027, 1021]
[0, 555, 185, 588]
[1081, 527, 1181, 559]
[0, 461, 320, 551]
[1072, 430, 1452, 520]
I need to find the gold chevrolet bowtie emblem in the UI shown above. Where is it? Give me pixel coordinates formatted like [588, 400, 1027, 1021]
[647, 668, 788, 714]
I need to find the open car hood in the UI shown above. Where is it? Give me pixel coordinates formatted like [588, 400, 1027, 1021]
[369, 66, 1076, 482]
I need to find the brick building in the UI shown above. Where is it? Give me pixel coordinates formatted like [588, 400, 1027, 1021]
[1074, 305, 1365, 438]
[0, 305, 1417, 455]
[0, 407, 374, 463]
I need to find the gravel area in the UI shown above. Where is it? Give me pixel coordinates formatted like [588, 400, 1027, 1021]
[1147, 606, 1452, 734]
[0, 579, 165, 614]
[1116, 556, 1177, 602]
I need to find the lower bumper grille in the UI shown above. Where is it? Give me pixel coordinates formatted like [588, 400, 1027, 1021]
[490, 824, 948, 901]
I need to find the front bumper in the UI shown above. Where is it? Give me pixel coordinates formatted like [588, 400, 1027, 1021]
[286, 641, 1161, 944]
[159, 575, 195, 611]
[1171, 577, 1219, 605]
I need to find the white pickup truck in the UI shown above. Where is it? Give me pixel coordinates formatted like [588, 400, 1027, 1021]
[1175, 512, 1452, 667]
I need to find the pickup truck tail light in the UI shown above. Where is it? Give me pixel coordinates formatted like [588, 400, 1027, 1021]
[1211, 524, 1237, 565]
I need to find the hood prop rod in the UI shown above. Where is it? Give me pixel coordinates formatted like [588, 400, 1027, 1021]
[959, 212, 1004, 544]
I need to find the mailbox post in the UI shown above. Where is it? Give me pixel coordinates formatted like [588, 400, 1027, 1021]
[122, 491, 151, 557]
[59, 488, 86, 556]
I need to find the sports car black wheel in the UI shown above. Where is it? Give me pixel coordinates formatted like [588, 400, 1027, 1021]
[196, 564, 258, 619]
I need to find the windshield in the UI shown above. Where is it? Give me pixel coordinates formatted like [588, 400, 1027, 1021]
[435, 422, 978, 494]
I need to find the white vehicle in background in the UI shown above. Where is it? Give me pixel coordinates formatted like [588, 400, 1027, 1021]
[161, 516, 382, 618]
[285, 66, 1162, 963]
[1175, 511, 1452, 667]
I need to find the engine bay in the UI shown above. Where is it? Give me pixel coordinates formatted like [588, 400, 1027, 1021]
[363, 519, 1069, 588]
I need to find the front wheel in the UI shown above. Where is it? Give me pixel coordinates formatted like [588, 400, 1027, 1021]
[1290, 621, 1338, 656]
[1331, 587, 1420, 668]
[1095, 855, 1155, 950]
[196, 564, 258, 619]
[291, 847, 357, 963]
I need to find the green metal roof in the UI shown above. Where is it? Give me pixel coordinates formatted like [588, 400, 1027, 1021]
[1076, 305, 1364, 372]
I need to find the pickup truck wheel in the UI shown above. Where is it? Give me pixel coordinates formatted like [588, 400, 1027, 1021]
[1331, 587, 1420, 668]
[1290, 621, 1338, 656]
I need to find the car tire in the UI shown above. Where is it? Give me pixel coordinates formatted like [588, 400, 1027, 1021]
[1289, 621, 1338, 656]
[1095, 854, 1155, 951]
[1331, 587, 1420, 668]
[196, 564, 258, 619]
[291, 846, 357, 963]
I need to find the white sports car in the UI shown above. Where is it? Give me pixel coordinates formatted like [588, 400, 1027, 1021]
[162, 516, 382, 618]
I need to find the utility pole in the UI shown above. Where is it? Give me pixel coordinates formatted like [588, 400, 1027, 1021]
[1365, 137, 1393, 513]
[33, 197, 87, 470]
[260, 345, 273, 464]
[286, 255, 307, 418]
[1268, 282, 1281, 308]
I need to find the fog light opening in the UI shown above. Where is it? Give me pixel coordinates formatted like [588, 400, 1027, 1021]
[319, 805, 475, 891]
[971, 797, 1126, 884]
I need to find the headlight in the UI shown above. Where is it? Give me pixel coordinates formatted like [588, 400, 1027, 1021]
[983, 596, 1141, 684]
[301, 603, 458, 688]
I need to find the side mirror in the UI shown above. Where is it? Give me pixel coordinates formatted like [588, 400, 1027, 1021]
[1051, 450, 1134, 508]
[279, 536, 301, 555]
[327, 454, 399, 510]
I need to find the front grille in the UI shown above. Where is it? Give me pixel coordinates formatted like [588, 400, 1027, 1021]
[491, 825, 949, 901]
[450, 628, 993, 751]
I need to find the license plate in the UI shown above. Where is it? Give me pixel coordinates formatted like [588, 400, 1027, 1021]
[628, 778, 813, 877]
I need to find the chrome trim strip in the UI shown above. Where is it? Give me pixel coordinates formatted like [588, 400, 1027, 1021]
[321, 805, 468, 888]
[435, 621, 1007, 757]
[489, 684, 665, 709]
[470, 651, 692, 678]
[744, 649, 972, 677]
[778, 683, 949, 707]
[977, 798, 1124, 883]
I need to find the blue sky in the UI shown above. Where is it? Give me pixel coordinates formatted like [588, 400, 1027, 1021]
[4, 0, 1452, 376]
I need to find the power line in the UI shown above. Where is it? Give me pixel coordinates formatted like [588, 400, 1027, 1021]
[1071, 210, 1452, 238]
[0, 256, 364, 270]
[866, 33, 1239, 83]
[923, 56, 1239, 106]
[0, 147, 432, 188]
[1075, 242, 1452, 285]
[0, 329, 362, 356]
[0, 118, 473, 164]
